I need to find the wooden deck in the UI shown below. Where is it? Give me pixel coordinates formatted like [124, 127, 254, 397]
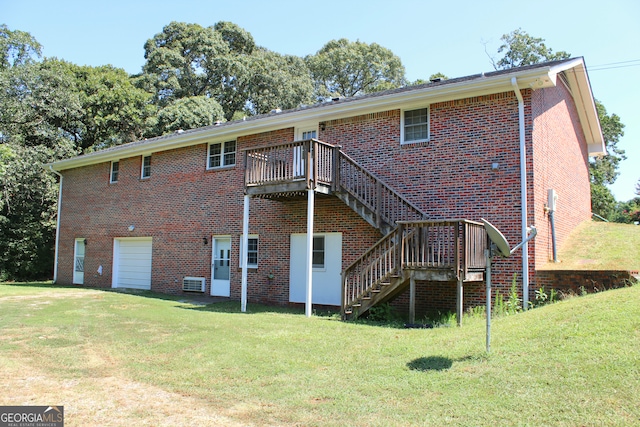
[243, 139, 488, 321]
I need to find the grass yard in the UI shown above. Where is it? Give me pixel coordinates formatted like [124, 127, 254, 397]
[1, 283, 639, 426]
[544, 221, 640, 270]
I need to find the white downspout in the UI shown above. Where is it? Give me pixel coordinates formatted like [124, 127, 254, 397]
[511, 77, 530, 311]
[49, 166, 63, 283]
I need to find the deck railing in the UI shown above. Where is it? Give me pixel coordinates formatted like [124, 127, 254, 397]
[244, 139, 335, 191]
[337, 152, 425, 228]
[342, 220, 487, 313]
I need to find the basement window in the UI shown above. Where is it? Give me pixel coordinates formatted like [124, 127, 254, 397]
[239, 235, 259, 269]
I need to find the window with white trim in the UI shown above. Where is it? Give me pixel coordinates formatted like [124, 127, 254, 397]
[110, 161, 119, 183]
[141, 155, 151, 178]
[312, 236, 325, 269]
[208, 140, 236, 169]
[301, 129, 317, 140]
[402, 107, 429, 144]
[239, 235, 259, 268]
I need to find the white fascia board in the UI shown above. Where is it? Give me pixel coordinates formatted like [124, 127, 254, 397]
[554, 60, 605, 156]
[48, 63, 585, 171]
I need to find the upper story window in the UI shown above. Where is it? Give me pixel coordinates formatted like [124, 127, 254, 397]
[110, 161, 119, 183]
[402, 107, 429, 144]
[301, 130, 317, 140]
[208, 140, 236, 169]
[141, 155, 151, 179]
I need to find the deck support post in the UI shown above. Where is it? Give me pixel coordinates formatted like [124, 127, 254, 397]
[409, 272, 416, 324]
[456, 277, 463, 326]
[305, 188, 315, 318]
[241, 194, 250, 313]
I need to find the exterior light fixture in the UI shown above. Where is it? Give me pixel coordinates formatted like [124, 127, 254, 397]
[128, 225, 135, 232]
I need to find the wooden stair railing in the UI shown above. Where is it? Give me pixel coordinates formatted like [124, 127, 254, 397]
[342, 220, 487, 319]
[335, 150, 426, 234]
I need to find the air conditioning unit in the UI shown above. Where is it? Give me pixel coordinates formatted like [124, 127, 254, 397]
[182, 277, 205, 292]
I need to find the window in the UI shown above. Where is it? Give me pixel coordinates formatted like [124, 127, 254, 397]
[141, 155, 151, 178]
[110, 161, 119, 183]
[302, 129, 317, 140]
[239, 235, 259, 268]
[312, 236, 325, 269]
[208, 140, 236, 169]
[402, 107, 429, 144]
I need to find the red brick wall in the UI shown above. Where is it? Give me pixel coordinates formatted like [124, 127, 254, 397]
[57, 85, 592, 311]
[57, 130, 380, 305]
[320, 92, 529, 302]
[530, 84, 592, 268]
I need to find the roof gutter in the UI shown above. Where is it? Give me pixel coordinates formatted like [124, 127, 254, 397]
[511, 77, 530, 311]
[48, 165, 63, 283]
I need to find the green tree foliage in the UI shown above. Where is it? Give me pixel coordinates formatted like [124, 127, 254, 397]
[72, 64, 155, 151]
[153, 96, 225, 135]
[590, 101, 626, 218]
[0, 28, 155, 280]
[0, 142, 74, 280]
[141, 21, 315, 122]
[306, 38, 406, 98]
[0, 24, 42, 69]
[247, 49, 315, 115]
[493, 28, 570, 69]
[492, 29, 625, 219]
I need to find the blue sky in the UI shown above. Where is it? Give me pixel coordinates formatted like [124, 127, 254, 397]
[3, 0, 639, 201]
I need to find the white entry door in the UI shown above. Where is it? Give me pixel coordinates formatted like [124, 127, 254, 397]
[73, 238, 85, 284]
[289, 233, 342, 306]
[211, 237, 231, 297]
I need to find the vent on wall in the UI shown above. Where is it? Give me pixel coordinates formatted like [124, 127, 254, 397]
[182, 277, 206, 292]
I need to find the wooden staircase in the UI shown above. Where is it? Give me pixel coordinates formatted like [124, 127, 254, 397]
[243, 139, 487, 320]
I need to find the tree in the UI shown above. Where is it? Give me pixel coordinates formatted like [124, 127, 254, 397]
[153, 96, 225, 135]
[590, 101, 626, 217]
[72, 64, 155, 150]
[492, 28, 570, 70]
[247, 49, 315, 115]
[0, 142, 74, 280]
[142, 21, 230, 104]
[0, 24, 41, 69]
[306, 38, 406, 98]
[491, 29, 625, 218]
[636, 179, 640, 196]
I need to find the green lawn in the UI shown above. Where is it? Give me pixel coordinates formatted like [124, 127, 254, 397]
[545, 221, 640, 270]
[1, 283, 639, 426]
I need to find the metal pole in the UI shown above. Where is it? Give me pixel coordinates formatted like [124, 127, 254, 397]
[485, 248, 492, 353]
[241, 195, 250, 313]
[305, 188, 315, 318]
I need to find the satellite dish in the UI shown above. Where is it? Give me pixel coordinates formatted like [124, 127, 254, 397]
[481, 218, 511, 258]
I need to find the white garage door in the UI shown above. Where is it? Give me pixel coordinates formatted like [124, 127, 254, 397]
[113, 238, 153, 290]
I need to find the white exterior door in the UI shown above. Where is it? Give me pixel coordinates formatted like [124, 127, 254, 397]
[211, 237, 231, 297]
[112, 237, 153, 290]
[73, 238, 85, 284]
[289, 233, 342, 306]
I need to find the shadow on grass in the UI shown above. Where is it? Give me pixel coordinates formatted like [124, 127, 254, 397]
[407, 355, 476, 372]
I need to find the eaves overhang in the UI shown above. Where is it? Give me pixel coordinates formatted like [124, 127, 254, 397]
[48, 58, 605, 171]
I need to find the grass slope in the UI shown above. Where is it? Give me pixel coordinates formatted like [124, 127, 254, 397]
[1, 283, 639, 426]
[545, 221, 640, 270]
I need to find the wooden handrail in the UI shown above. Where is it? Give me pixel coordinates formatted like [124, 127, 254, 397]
[336, 150, 425, 226]
[342, 220, 487, 315]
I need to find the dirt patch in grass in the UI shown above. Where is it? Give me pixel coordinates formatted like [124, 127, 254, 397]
[0, 360, 253, 427]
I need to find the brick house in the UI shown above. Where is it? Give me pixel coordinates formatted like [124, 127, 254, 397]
[48, 57, 604, 319]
